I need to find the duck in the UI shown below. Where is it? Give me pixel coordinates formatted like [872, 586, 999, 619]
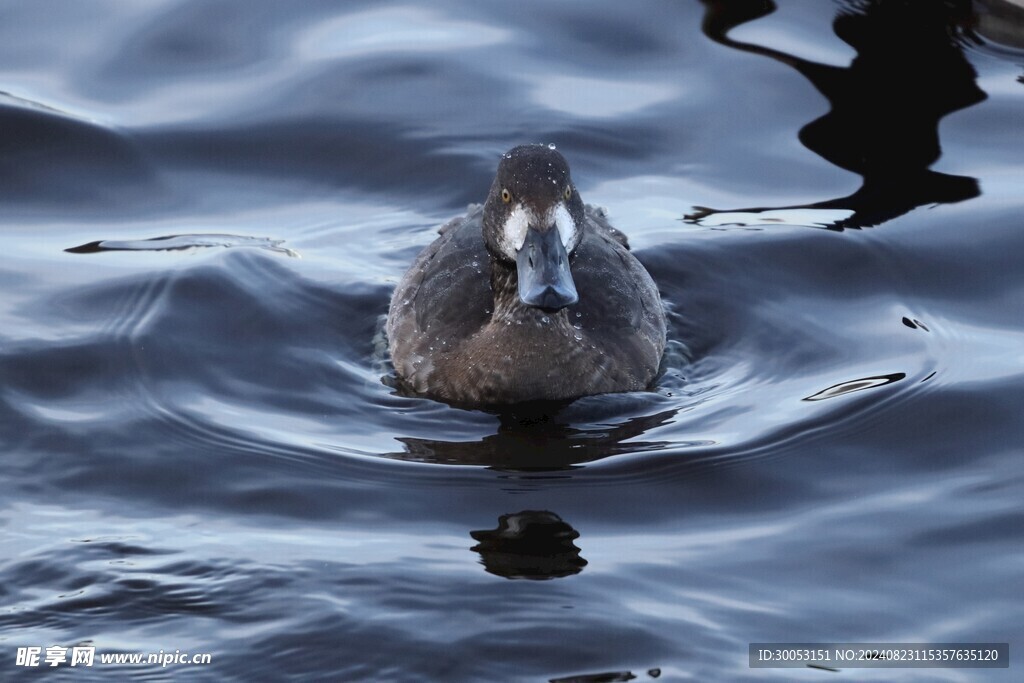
[387, 144, 666, 406]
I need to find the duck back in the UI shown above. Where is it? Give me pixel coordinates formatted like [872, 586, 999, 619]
[387, 205, 666, 406]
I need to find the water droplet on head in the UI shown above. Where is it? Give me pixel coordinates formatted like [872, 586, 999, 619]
[547, 143, 556, 150]
[573, 332, 582, 341]
[575, 311, 582, 318]
[541, 315, 550, 324]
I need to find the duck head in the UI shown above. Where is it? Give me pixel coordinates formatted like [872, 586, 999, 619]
[482, 145, 585, 311]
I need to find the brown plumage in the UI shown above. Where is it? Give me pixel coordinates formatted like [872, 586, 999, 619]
[387, 145, 666, 406]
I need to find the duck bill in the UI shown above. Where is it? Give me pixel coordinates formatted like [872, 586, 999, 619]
[515, 226, 578, 310]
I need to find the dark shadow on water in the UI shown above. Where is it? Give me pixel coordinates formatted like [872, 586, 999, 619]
[691, 0, 985, 230]
[387, 402, 681, 469]
[470, 511, 586, 580]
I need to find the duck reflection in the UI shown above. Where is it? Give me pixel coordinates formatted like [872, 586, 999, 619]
[388, 402, 678, 469]
[470, 511, 587, 580]
[691, 0, 985, 230]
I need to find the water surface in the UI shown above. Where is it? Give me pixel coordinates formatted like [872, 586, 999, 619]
[1, 1, 1022, 680]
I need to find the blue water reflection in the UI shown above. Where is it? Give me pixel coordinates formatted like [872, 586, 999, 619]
[1, 1, 1022, 680]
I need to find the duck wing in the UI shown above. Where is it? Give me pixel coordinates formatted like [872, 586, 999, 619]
[569, 209, 667, 371]
[585, 204, 630, 249]
[388, 205, 492, 351]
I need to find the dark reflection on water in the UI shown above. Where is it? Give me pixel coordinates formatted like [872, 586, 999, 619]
[1, 0, 1023, 680]
[392, 404, 681, 468]
[470, 511, 587, 580]
[691, 0, 985, 230]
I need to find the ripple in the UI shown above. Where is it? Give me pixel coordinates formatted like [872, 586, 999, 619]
[299, 7, 510, 60]
[0, 94, 161, 213]
[531, 75, 679, 118]
[2, 2, 1022, 679]
[969, 0, 1024, 53]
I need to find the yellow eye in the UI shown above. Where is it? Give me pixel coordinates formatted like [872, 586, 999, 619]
[501, 188, 511, 204]
[564, 186, 572, 201]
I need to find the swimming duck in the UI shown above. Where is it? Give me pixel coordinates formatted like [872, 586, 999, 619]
[387, 144, 666, 405]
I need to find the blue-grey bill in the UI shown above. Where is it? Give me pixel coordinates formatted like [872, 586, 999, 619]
[515, 226, 578, 310]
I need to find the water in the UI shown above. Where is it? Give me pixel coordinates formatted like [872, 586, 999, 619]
[1, 1, 1022, 680]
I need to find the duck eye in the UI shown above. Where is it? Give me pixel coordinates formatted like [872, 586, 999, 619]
[564, 186, 572, 201]
[501, 188, 511, 204]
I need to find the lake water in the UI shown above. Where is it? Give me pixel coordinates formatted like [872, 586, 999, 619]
[1, 1, 1022, 680]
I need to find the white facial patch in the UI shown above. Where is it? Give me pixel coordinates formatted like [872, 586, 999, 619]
[500, 201, 577, 257]
[500, 204, 533, 257]
[549, 202, 577, 249]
